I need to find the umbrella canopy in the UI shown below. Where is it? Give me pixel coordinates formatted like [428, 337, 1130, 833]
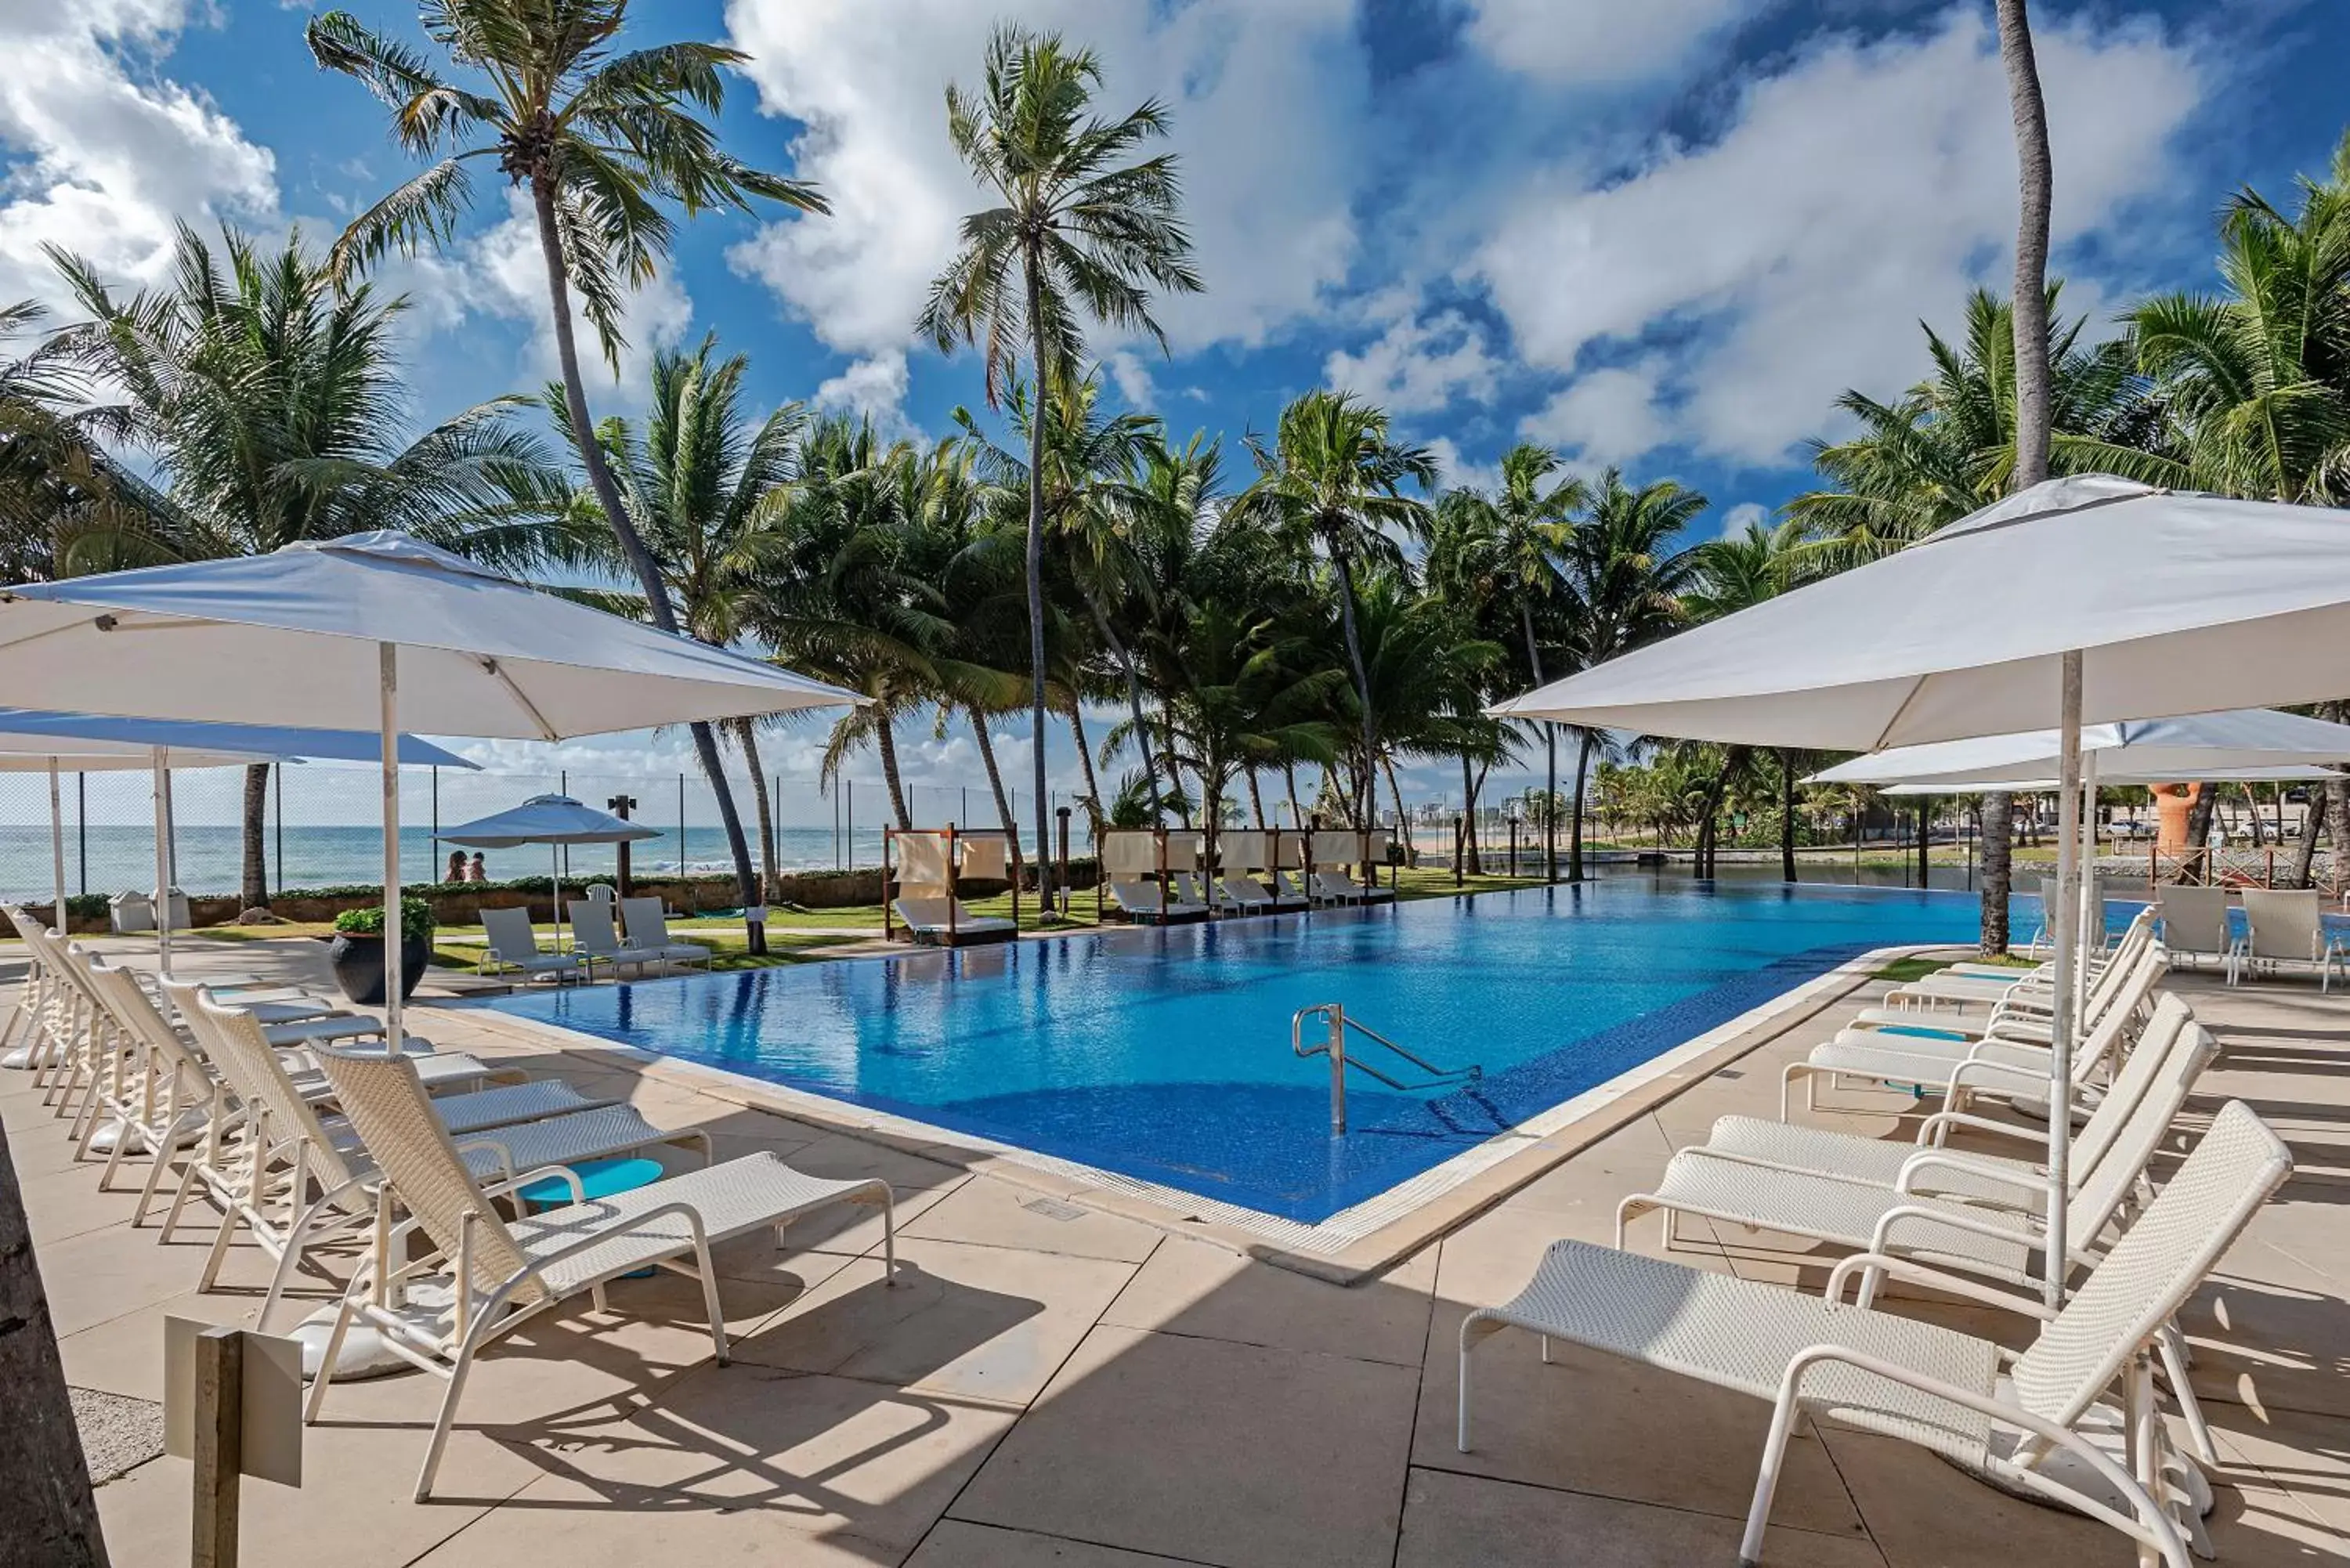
[436, 794, 659, 848]
[1491, 476, 2350, 747]
[0, 532, 860, 736]
[1879, 764, 2337, 794]
[1810, 708, 2350, 789]
[0, 742, 266, 772]
[0, 707, 475, 768]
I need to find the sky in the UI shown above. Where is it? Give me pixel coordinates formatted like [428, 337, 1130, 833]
[4, 0, 2348, 826]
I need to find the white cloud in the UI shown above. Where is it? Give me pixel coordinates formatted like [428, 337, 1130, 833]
[1323, 289, 1500, 414]
[1103, 349, 1157, 410]
[0, 0, 278, 309]
[721, 0, 1364, 363]
[1462, 0, 1755, 85]
[1423, 436, 1500, 497]
[1473, 11, 2204, 466]
[812, 350, 916, 440]
[430, 190, 694, 403]
[1519, 363, 1670, 468]
[1718, 500, 1766, 537]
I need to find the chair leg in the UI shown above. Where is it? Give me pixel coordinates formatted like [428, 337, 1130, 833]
[2157, 1324, 2220, 1468]
[1456, 1312, 1508, 1452]
[200, 1202, 245, 1292]
[1740, 1386, 1805, 1566]
[132, 1133, 178, 1227]
[415, 1338, 483, 1501]
[303, 1299, 357, 1422]
[692, 1238, 729, 1367]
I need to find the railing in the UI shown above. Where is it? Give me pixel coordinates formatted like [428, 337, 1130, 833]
[1291, 1001, 1482, 1135]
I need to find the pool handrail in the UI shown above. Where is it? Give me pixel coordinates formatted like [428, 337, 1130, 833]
[1292, 1000, 1480, 1134]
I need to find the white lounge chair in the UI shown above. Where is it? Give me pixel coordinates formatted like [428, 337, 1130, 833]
[1108, 880, 1206, 923]
[169, 985, 693, 1329]
[1459, 1100, 2290, 1568]
[1875, 909, 2154, 1017]
[1311, 869, 1390, 905]
[892, 895, 1017, 946]
[477, 905, 588, 984]
[566, 900, 661, 980]
[1217, 875, 1284, 914]
[1701, 995, 2202, 1206]
[302, 1040, 896, 1500]
[620, 895, 714, 970]
[2153, 885, 2240, 980]
[1271, 869, 1317, 906]
[2235, 887, 2346, 990]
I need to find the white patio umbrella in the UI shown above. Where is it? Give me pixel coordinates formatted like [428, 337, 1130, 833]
[0, 709, 473, 976]
[1810, 707, 2350, 789]
[435, 793, 659, 952]
[0, 532, 860, 1047]
[1491, 474, 2350, 1302]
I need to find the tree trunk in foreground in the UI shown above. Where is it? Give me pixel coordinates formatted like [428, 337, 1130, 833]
[1021, 254, 1056, 912]
[1780, 750, 1799, 883]
[1979, 791, 2015, 955]
[1567, 731, 1596, 882]
[0, 1119, 109, 1566]
[240, 763, 270, 909]
[735, 721, 779, 902]
[529, 179, 764, 951]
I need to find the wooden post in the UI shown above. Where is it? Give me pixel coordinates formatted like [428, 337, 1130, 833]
[881, 828, 894, 943]
[1508, 817, 1518, 879]
[1453, 815, 1464, 888]
[1057, 807, 1072, 922]
[1156, 828, 1170, 924]
[945, 824, 958, 942]
[192, 1325, 243, 1568]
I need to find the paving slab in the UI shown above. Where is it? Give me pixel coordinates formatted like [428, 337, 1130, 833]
[950, 1325, 1419, 1568]
[906, 1519, 1213, 1568]
[1100, 1234, 1435, 1367]
[905, 1173, 1166, 1263]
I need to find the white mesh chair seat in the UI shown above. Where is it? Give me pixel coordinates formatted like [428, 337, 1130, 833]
[284, 1050, 490, 1098]
[418, 1077, 614, 1136]
[260, 1013, 396, 1047]
[566, 900, 660, 978]
[1108, 882, 1206, 921]
[513, 1154, 881, 1295]
[892, 897, 1016, 941]
[1463, 1103, 2291, 1568]
[1628, 1153, 2040, 1279]
[478, 906, 585, 983]
[1700, 1116, 2042, 1202]
[1469, 1241, 1999, 1462]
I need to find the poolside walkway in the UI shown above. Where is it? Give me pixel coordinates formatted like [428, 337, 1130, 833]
[9, 940, 2346, 1567]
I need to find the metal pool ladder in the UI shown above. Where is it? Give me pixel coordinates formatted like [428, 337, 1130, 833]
[1292, 1002, 1481, 1135]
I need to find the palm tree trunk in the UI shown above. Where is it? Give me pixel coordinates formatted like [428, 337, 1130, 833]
[970, 706, 1024, 878]
[1568, 731, 1596, 881]
[1246, 769, 1267, 829]
[1460, 754, 1480, 876]
[240, 761, 270, 909]
[1996, 0, 2055, 492]
[1068, 703, 1104, 844]
[1385, 757, 1413, 862]
[1780, 750, 1799, 882]
[2183, 783, 2220, 878]
[874, 713, 912, 829]
[1331, 552, 1377, 825]
[1084, 588, 1160, 818]
[2291, 782, 2324, 888]
[1022, 253, 1056, 912]
[0, 1122, 109, 1566]
[1285, 761, 1303, 827]
[2326, 777, 2350, 894]
[1979, 791, 2015, 953]
[529, 179, 764, 948]
[734, 720, 779, 901]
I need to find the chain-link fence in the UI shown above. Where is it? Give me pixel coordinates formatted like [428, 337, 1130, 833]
[0, 760, 1101, 902]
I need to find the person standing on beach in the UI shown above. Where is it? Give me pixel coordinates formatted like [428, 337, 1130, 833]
[445, 851, 467, 883]
[468, 852, 488, 883]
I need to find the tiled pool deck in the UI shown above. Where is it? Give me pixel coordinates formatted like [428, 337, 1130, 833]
[8, 935, 2346, 1567]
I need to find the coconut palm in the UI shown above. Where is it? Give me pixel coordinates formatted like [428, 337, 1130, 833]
[919, 22, 1202, 909]
[1688, 515, 1818, 880]
[2130, 135, 2350, 504]
[306, 0, 826, 941]
[1229, 391, 1437, 823]
[0, 301, 176, 587]
[1553, 470, 1705, 879]
[49, 224, 551, 909]
[1431, 443, 1585, 876]
[551, 334, 804, 899]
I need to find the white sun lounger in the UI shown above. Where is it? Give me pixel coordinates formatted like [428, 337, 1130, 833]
[892, 895, 1017, 945]
[1459, 1100, 2289, 1568]
[1701, 996, 2202, 1208]
[566, 900, 662, 979]
[2235, 887, 2347, 990]
[302, 1040, 896, 1501]
[1868, 911, 2154, 1021]
[478, 905, 588, 984]
[1108, 880, 1206, 923]
[1311, 869, 1394, 905]
[2152, 885, 2240, 980]
[620, 895, 715, 970]
[171, 985, 689, 1329]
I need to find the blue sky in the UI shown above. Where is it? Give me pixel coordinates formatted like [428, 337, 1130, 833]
[5, 0, 2348, 823]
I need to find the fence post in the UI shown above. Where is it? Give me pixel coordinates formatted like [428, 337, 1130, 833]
[273, 765, 284, 899]
[845, 780, 854, 875]
[1452, 814, 1463, 888]
[190, 1325, 243, 1568]
[78, 771, 87, 896]
[678, 773, 687, 883]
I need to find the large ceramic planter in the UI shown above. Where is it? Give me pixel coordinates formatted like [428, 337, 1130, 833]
[326, 931, 430, 1006]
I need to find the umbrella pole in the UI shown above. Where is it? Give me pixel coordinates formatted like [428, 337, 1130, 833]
[2044, 650, 2084, 1310]
[379, 644, 403, 1056]
[152, 746, 172, 977]
[2077, 749, 2099, 1025]
[552, 843, 564, 953]
[48, 758, 64, 934]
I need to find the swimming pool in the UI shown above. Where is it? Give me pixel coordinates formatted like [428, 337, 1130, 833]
[480, 880, 2027, 1225]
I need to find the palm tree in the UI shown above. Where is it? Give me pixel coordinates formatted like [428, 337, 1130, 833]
[306, 0, 825, 944]
[50, 225, 550, 909]
[555, 334, 802, 900]
[1431, 443, 1585, 876]
[919, 23, 1202, 910]
[1230, 391, 1437, 824]
[2129, 136, 2350, 504]
[1553, 470, 1705, 879]
[1689, 515, 1816, 880]
[0, 300, 174, 587]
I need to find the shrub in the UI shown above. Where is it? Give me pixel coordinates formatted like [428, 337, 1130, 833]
[333, 897, 436, 942]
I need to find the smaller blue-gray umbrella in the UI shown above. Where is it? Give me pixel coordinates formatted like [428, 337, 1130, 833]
[435, 794, 660, 952]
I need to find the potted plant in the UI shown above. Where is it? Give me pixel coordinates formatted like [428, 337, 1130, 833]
[327, 897, 435, 1005]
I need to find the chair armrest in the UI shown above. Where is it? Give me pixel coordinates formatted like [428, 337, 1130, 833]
[523, 1198, 710, 1274]
[1915, 1108, 2048, 1147]
[1824, 1252, 2059, 1320]
[1873, 1201, 2096, 1270]
[1894, 1150, 2049, 1205]
[478, 1163, 583, 1205]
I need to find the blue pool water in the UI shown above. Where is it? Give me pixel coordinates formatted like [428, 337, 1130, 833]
[483, 881, 2019, 1223]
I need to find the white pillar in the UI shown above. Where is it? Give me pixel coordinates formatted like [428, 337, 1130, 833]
[151, 745, 172, 976]
[379, 642, 403, 1055]
[47, 757, 64, 934]
[2044, 650, 2084, 1309]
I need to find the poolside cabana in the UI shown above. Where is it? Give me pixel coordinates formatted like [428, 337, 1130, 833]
[1492, 473, 2350, 1302]
[881, 824, 1019, 945]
